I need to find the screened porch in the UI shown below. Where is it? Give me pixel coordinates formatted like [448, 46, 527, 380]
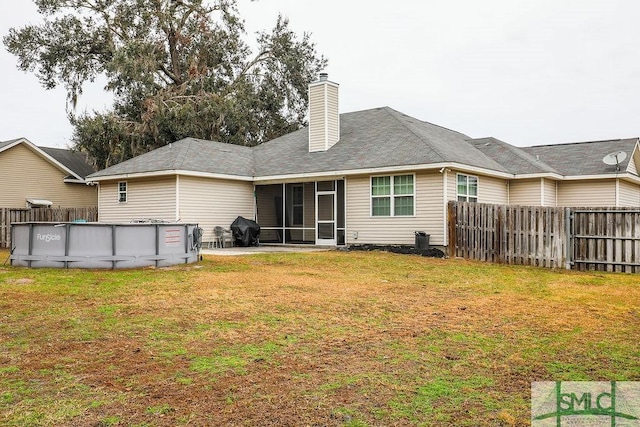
[255, 180, 345, 245]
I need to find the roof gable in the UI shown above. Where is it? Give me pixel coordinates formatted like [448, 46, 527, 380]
[625, 140, 640, 175]
[0, 138, 93, 181]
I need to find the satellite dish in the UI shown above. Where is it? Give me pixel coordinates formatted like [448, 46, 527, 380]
[602, 151, 627, 168]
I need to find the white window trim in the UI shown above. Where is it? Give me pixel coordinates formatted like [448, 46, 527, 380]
[118, 181, 128, 203]
[456, 173, 478, 202]
[370, 173, 416, 217]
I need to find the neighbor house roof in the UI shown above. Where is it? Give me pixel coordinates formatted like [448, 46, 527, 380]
[1, 137, 96, 181]
[0, 138, 21, 150]
[521, 138, 639, 176]
[39, 146, 96, 179]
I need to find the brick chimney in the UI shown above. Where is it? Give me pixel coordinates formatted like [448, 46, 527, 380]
[308, 73, 339, 152]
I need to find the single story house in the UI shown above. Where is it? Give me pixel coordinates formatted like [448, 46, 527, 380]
[87, 75, 640, 248]
[0, 137, 97, 208]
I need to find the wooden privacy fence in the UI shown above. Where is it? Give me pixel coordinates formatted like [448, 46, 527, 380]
[448, 202, 640, 273]
[0, 207, 98, 249]
[572, 209, 640, 273]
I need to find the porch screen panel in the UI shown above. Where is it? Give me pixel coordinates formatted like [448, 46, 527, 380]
[255, 184, 283, 243]
[317, 194, 335, 221]
[285, 182, 315, 244]
[337, 180, 345, 245]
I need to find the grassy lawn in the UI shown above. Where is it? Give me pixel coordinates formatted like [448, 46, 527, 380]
[0, 250, 638, 426]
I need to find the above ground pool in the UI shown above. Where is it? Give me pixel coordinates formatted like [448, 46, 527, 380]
[10, 222, 202, 269]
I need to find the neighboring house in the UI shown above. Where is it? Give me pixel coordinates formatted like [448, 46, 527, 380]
[0, 137, 97, 208]
[87, 75, 640, 248]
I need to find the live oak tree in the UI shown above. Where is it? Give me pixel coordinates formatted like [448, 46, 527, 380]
[4, 0, 327, 169]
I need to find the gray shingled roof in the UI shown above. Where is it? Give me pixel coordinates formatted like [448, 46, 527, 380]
[252, 107, 510, 176]
[39, 146, 97, 179]
[90, 107, 513, 180]
[86, 108, 640, 180]
[89, 138, 254, 178]
[470, 137, 560, 175]
[521, 138, 638, 176]
[0, 139, 21, 150]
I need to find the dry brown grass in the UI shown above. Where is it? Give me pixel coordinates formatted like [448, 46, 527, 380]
[0, 250, 638, 426]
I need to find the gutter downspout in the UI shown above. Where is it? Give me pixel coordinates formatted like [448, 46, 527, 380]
[175, 175, 180, 221]
[442, 168, 448, 246]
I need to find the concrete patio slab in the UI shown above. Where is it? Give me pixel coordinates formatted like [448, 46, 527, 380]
[200, 245, 332, 256]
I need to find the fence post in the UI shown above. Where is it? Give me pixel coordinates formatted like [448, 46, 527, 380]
[564, 208, 572, 270]
[447, 201, 456, 258]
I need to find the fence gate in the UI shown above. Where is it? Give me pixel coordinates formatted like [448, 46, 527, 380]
[570, 208, 640, 273]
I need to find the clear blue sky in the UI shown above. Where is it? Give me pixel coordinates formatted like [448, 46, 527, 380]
[2, 0, 640, 148]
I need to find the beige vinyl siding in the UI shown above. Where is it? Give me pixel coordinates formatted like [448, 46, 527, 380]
[326, 85, 339, 149]
[478, 175, 508, 204]
[542, 179, 557, 206]
[556, 180, 615, 207]
[627, 147, 640, 175]
[346, 171, 443, 246]
[308, 86, 324, 152]
[179, 176, 254, 244]
[508, 179, 542, 205]
[0, 143, 96, 207]
[308, 81, 339, 152]
[445, 170, 507, 204]
[618, 180, 640, 207]
[446, 170, 457, 202]
[98, 177, 176, 222]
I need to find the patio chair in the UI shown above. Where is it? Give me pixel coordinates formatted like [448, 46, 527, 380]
[212, 226, 233, 248]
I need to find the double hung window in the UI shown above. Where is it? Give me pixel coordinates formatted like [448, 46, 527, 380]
[457, 174, 478, 202]
[118, 181, 127, 203]
[371, 174, 415, 216]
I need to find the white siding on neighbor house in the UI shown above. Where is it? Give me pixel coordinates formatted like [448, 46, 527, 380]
[178, 175, 254, 244]
[618, 180, 640, 207]
[98, 177, 176, 222]
[509, 179, 542, 206]
[542, 179, 557, 206]
[0, 143, 97, 207]
[346, 171, 444, 246]
[556, 180, 616, 207]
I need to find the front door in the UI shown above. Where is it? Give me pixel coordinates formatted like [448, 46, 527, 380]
[316, 181, 336, 245]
